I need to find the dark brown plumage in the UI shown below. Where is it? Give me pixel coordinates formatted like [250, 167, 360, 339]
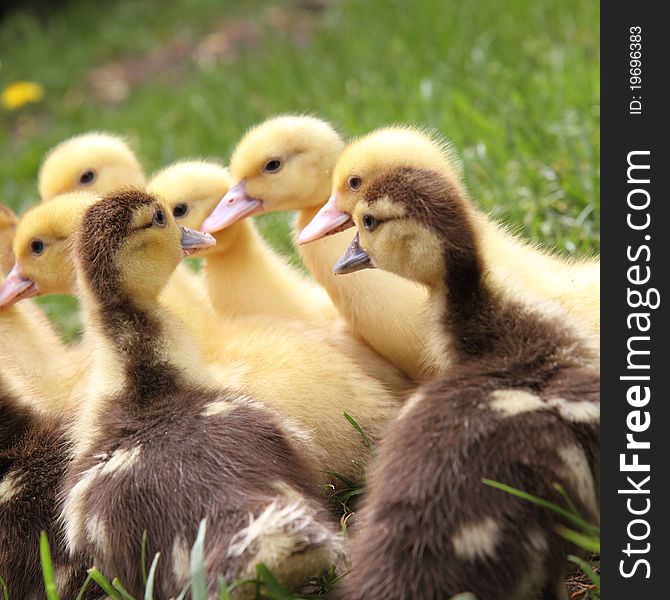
[62, 190, 339, 597]
[0, 381, 93, 599]
[339, 168, 599, 600]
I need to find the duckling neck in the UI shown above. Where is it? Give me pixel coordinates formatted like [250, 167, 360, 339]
[80, 279, 205, 405]
[427, 241, 591, 375]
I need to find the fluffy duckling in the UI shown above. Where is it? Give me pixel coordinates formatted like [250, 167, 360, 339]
[148, 159, 335, 322]
[0, 203, 18, 273]
[38, 131, 146, 200]
[1, 192, 400, 483]
[202, 115, 429, 381]
[333, 168, 599, 600]
[0, 193, 99, 412]
[0, 349, 92, 598]
[303, 125, 600, 340]
[148, 159, 411, 396]
[62, 190, 340, 597]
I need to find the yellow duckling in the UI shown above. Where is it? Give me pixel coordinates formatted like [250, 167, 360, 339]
[148, 160, 335, 322]
[0, 192, 100, 413]
[38, 132, 146, 200]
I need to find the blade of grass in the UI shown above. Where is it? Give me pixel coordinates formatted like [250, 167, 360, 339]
[190, 519, 208, 600]
[553, 482, 583, 519]
[217, 576, 232, 600]
[0, 574, 9, 600]
[112, 577, 136, 600]
[255, 563, 295, 600]
[144, 552, 160, 600]
[140, 529, 149, 585]
[556, 525, 601, 553]
[40, 531, 60, 600]
[321, 470, 357, 489]
[225, 577, 260, 596]
[567, 554, 600, 588]
[74, 573, 93, 600]
[343, 412, 374, 454]
[176, 582, 192, 600]
[87, 568, 123, 600]
[482, 479, 600, 535]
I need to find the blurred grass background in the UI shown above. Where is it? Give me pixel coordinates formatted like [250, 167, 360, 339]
[0, 0, 599, 338]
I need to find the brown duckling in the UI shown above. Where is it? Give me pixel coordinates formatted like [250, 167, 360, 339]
[333, 167, 599, 600]
[0, 364, 92, 598]
[61, 190, 340, 597]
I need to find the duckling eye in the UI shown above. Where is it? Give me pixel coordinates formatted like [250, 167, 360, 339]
[153, 209, 167, 227]
[348, 176, 363, 191]
[172, 203, 189, 218]
[263, 158, 283, 173]
[30, 239, 45, 256]
[79, 169, 97, 186]
[362, 214, 378, 232]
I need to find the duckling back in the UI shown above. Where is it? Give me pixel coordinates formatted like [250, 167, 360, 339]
[0, 381, 91, 599]
[342, 362, 599, 600]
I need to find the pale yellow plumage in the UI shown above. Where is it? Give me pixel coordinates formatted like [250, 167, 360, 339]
[38, 132, 146, 201]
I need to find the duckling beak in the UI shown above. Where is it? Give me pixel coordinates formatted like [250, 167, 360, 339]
[298, 192, 353, 244]
[180, 226, 216, 257]
[333, 233, 374, 275]
[0, 263, 38, 308]
[201, 181, 263, 233]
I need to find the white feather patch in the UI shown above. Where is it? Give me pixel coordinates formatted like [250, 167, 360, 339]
[0, 471, 23, 504]
[489, 389, 545, 416]
[451, 517, 501, 560]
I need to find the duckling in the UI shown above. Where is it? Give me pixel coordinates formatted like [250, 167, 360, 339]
[37, 132, 220, 333]
[0, 341, 92, 598]
[0, 192, 100, 412]
[0, 203, 18, 273]
[1, 191, 400, 484]
[148, 159, 411, 396]
[38, 131, 146, 201]
[302, 125, 600, 340]
[201, 115, 428, 381]
[61, 190, 340, 597]
[332, 167, 599, 600]
[148, 160, 335, 322]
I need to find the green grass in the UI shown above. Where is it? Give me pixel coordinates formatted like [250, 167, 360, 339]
[1, 0, 598, 333]
[37, 522, 340, 600]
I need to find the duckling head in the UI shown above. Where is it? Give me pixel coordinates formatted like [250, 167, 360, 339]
[299, 126, 463, 244]
[76, 189, 215, 306]
[38, 132, 146, 201]
[0, 192, 99, 307]
[0, 204, 18, 274]
[201, 115, 344, 233]
[148, 160, 244, 254]
[333, 167, 476, 289]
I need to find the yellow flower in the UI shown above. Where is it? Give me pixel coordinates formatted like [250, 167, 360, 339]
[1, 81, 45, 111]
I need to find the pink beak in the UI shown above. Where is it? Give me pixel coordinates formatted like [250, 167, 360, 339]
[0, 263, 37, 308]
[201, 181, 264, 233]
[298, 193, 354, 244]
